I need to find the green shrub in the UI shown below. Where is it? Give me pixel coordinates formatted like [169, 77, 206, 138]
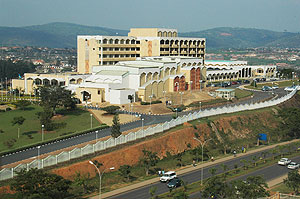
[141, 100, 162, 105]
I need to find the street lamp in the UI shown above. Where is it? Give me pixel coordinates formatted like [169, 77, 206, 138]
[199, 80, 203, 92]
[149, 95, 153, 114]
[131, 104, 133, 121]
[190, 81, 193, 93]
[193, 137, 212, 186]
[89, 161, 114, 199]
[199, 101, 202, 111]
[175, 108, 178, 118]
[90, 114, 93, 129]
[179, 92, 184, 105]
[163, 90, 166, 105]
[37, 146, 41, 169]
[272, 82, 274, 95]
[41, 124, 44, 142]
[142, 118, 144, 133]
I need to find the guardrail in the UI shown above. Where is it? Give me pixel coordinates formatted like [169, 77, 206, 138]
[0, 87, 298, 181]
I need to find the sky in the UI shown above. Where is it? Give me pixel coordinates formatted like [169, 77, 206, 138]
[1, 0, 300, 32]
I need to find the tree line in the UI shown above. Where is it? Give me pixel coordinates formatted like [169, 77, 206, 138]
[0, 60, 35, 81]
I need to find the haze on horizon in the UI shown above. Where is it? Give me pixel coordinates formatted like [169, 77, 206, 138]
[1, 0, 300, 33]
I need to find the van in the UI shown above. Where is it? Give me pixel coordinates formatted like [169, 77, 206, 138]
[160, 171, 177, 182]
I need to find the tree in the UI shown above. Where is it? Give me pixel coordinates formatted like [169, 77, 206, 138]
[149, 186, 157, 199]
[11, 116, 25, 139]
[279, 108, 300, 139]
[39, 85, 76, 115]
[0, 129, 4, 134]
[101, 105, 120, 115]
[14, 100, 31, 110]
[284, 170, 300, 194]
[111, 114, 121, 138]
[233, 176, 270, 199]
[209, 167, 217, 176]
[119, 165, 131, 181]
[202, 175, 231, 199]
[139, 149, 159, 176]
[36, 105, 53, 131]
[10, 168, 72, 199]
[73, 172, 94, 194]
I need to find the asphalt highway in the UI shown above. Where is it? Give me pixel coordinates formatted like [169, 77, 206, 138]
[0, 87, 287, 167]
[110, 149, 300, 199]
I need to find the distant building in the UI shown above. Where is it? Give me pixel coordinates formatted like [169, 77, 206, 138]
[77, 28, 206, 74]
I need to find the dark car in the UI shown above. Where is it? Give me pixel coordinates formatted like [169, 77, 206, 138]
[167, 178, 181, 188]
[243, 80, 250, 84]
[231, 81, 238, 85]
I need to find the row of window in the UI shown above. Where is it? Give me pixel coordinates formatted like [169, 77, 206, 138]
[101, 47, 140, 51]
[160, 40, 205, 45]
[102, 54, 139, 58]
[100, 39, 141, 45]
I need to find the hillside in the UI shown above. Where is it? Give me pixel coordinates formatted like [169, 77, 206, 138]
[0, 22, 299, 49]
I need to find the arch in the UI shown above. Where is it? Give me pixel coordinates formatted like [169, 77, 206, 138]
[173, 32, 177, 37]
[77, 78, 83, 84]
[81, 90, 91, 102]
[103, 39, 108, 44]
[69, 79, 76, 84]
[43, 79, 50, 86]
[163, 31, 167, 37]
[158, 31, 162, 37]
[51, 79, 58, 86]
[160, 40, 165, 44]
[168, 31, 172, 37]
[165, 68, 170, 77]
[114, 39, 119, 44]
[157, 81, 164, 98]
[196, 67, 201, 89]
[113, 79, 120, 83]
[179, 76, 186, 91]
[176, 66, 180, 74]
[35, 78, 42, 85]
[103, 78, 112, 83]
[140, 72, 146, 86]
[174, 76, 180, 92]
[144, 84, 152, 101]
[146, 72, 152, 82]
[159, 72, 164, 79]
[190, 68, 196, 90]
[109, 39, 113, 44]
[126, 39, 130, 44]
[170, 67, 176, 75]
[120, 39, 125, 44]
[131, 39, 135, 44]
[152, 82, 158, 98]
[153, 72, 159, 80]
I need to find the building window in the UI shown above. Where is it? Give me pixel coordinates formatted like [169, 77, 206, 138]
[98, 90, 101, 95]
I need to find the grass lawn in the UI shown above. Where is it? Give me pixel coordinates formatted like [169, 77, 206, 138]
[235, 88, 253, 99]
[270, 182, 293, 194]
[245, 80, 297, 90]
[0, 105, 100, 153]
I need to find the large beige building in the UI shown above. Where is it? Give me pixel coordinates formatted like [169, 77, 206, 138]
[77, 28, 206, 74]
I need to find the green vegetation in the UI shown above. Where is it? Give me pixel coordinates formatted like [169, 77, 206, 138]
[245, 80, 296, 90]
[234, 89, 253, 99]
[284, 170, 300, 194]
[101, 105, 120, 114]
[111, 114, 121, 138]
[0, 60, 35, 80]
[0, 105, 100, 152]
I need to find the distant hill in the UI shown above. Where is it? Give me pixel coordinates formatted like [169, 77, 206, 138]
[0, 22, 299, 49]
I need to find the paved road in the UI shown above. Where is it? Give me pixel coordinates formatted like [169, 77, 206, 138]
[110, 148, 300, 199]
[0, 87, 287, 167]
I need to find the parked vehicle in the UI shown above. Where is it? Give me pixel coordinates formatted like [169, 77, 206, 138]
[243, 80, 250, 84]
[231, 81, 238, 85]
[278, 158, 292, 166]
[160, 171, 177, 182]
[272, 86, 279, 89]
[287, 162, 300, 170]
[262, 86, 272, 91]
[167, 178, 181, 188]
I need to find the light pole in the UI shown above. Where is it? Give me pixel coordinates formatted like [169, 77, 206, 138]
[199, 101, 202, 111]
[41, 124, 44, 142]
[89, 161, 114, 199]
[175, 108, 178, 118]
[37, 146, 41, 169]
[90, 113, 93, 129]
[96, 130, 98, 143]
[272, 82, 274, 95]
[179, 92, 184, 105]
[190, 81, 193, 93]
[142, 118, 144, 133]
[163, 90, 166, 105]
[199, 80, 203, 92]
[149, 95, 153, 114]
[193, 137, 212, 186]
[131, 104, 133, 121]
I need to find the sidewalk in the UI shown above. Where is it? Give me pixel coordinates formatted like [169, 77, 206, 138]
[90, 139, 299, 199]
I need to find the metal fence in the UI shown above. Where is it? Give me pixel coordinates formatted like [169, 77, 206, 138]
[0, 88, 298, 181]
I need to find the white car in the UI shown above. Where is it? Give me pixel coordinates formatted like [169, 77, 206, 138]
[287, 162, 300, 170]
[278, 158, 292, 166]
[272, 86, 279, 89]
[160, 171, 177, 182]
